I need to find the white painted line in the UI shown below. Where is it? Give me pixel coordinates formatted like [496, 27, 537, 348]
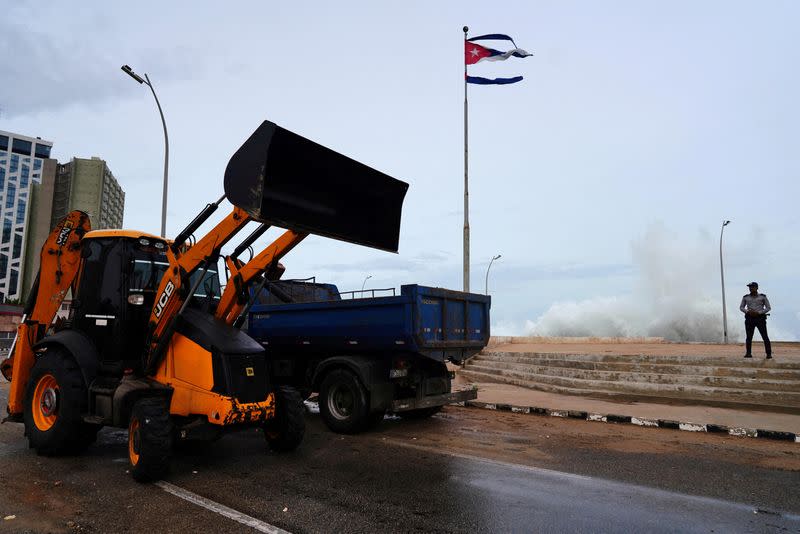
[548, 410, 568, 418]
[511, 406, 530, 414]
[678, 422, 707, 432]
[587, 414, 607, 422]
[729, 427, 758, 438]
[85, 314, 116, 319]
[631, 417, 659, 427]
[155, 480, 291, 534]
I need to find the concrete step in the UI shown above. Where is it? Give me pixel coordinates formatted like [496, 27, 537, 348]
[471, 354, 800, 381]
[458, 368, 800, 410]
[479, 351, 800, 369]
[469, 354, 800, 381]
[464, 361, 800, 392]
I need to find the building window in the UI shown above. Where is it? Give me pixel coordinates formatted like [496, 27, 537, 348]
[15, 200, 26, 224]
[12, 234, 21, 259]
[34, 143, 51, 159]
[5, 185, 15, 209]
[10, 155, 18, 172]
[9, 269, 18, 295]
[11, 139, 32, 156]
[0, 168, 4, 190]
[0, 135, 8, 151]
[1, 220, 9, 245]
[33, 159, 42, 171]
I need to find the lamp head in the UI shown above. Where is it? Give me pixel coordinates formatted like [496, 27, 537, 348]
[121, 65, 146, 84]
[723, 220, 730, 226]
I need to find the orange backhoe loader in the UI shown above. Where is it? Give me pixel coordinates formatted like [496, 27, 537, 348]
[1, 121, 408, 481]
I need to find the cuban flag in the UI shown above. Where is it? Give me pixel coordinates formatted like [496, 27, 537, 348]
[465, 33, 532, 85]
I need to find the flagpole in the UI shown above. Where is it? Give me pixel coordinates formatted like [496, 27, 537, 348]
[463, 25, 470, 293]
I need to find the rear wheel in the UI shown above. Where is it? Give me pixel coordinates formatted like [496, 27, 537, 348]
[264, 386, 305, 452]
[24, 350, 92, 455]
[319, 369, 369, 434]
[128, 398, 173, 482]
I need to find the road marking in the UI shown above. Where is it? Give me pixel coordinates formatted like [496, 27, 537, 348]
[155, 481, 291, 534]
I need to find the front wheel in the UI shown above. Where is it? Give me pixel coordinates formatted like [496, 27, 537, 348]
[24, 350, 92, 455]
[319, 369, 369, 434]
[128, 398, 173, 482]
[264, 386, 305, 452]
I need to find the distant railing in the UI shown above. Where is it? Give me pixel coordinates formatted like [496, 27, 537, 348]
[339, 288, 397, 300]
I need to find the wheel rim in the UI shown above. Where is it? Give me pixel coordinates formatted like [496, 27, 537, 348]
[327, 384, 354, 421]
[32, 374, 59, 431]
[128, 418, 141, 466]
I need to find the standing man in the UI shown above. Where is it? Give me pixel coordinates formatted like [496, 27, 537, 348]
[739, 282, 772, 359]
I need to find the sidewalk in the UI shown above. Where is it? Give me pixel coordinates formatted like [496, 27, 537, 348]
[453, 339, 800, 442]
[458, 380, 800, 436]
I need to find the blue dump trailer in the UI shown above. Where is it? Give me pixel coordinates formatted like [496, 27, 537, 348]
[247, 280, 489, 433]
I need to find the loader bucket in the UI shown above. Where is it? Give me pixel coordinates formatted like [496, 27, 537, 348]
[224, 121, 409, 253]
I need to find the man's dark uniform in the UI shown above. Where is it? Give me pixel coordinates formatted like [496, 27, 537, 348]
[739, 283, 772, 359]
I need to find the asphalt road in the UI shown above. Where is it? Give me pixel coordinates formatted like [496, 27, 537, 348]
[1, 383, 798, 533]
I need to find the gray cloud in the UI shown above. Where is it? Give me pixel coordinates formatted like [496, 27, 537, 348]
[0, 7, 204, 117]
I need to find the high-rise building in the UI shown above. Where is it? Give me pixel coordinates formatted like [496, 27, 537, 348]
[0, 130, 55, 302]
[52, 157, 125, 228]
[21, 157, 125, 298]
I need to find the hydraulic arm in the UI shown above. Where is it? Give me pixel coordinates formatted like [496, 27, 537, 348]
[143, 199, 252, 374]
[215, 229, 307, 325]
[2, 211, 90, 417]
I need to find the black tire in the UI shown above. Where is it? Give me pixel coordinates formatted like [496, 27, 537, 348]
[24, 349, 91, 456]
[264, 386, 305, 452]
[128, 398, 173, 482]
[398, 406, 443, 420]
[319, 369, 369, 434]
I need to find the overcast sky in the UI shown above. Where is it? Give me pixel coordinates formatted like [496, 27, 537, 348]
[2, 1, 798, 339]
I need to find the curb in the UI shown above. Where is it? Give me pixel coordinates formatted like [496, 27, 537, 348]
[458, 400, 800, 444]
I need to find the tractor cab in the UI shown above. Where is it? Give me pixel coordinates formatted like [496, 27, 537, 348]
[67, 230, 221, 378]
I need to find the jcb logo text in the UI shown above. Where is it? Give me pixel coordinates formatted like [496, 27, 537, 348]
[154, 280, 175, 318]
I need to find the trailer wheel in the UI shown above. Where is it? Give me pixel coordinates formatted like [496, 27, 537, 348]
[398, 406, 443, 419]
[24, 349, 90, 455]
[128, 398, 173, 482]
[264, 386, 305, 452]
[319, 369, 369, 434]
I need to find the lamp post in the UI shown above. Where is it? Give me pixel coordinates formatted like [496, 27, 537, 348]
[485, 254, 501, 295]
[720, 220, 731, 343]
[361, 275, 372, 292]
[121, 64, 169, 238]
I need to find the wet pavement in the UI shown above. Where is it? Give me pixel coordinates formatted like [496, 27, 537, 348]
[1, 382, 799, 533]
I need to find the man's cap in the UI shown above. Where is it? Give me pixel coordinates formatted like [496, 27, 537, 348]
[747, 281, 759, 288]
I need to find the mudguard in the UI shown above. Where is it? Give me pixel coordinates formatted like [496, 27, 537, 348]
[33, 330, 100, 388]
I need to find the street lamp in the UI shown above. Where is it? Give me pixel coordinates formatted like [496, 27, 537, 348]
[361, 275, 372, 292]
[485, 254, 501, 295]
[121, 64, 169, 238]
[720, 220, 731, 343]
